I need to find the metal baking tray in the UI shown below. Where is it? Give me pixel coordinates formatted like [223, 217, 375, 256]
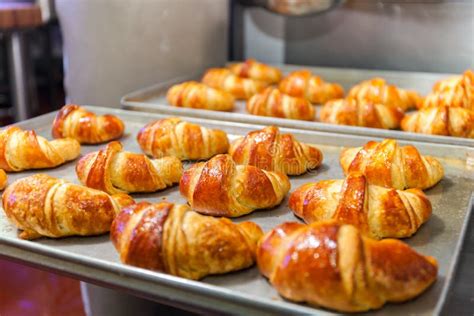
[0, 106, 473, 315]
[121, 64, 474, 148]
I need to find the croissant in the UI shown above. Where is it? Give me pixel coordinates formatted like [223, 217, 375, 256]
[76, 141, 182, 194]
[340, 139, 444, 190]
[246, 87, 315, 121]
[278, 70, 344, 104]
[229, 126, 323, 175]
[0, 169, 6, 190]
[320, 98, 404, 129]
[52, 104, 125, 144]
[111, 201, 263, 280]
[202, 68, 269, 100]
[2, 174, 135, 240]
[180, 154, 290, 217]
[289, 173, 432, 239]
[228, 59, 282, 84]
[0, 126, 80, 172]
[348, 78, 421, 111]
[136, 117, 229, 160]
[166, 81, 234, 111]
[401, 106, 474, 138]
[257, 220, 438, 312]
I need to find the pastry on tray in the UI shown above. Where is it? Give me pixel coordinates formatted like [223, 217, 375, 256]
[228, 59, 282, 84]
[76, 141, 182, 194]
[0, 169, 6, 190]
[137, 117, 229, 160]
[2, 174, 134, 240]
[340, 139, 444, 190]
[52, 104, 125, 144]
[289, 173, 432, 239]
[180, 154, 290, 217]
[229, 125, 323, 175]
[111, 201, 263, 280]
[167, 81, 234, 111]
[257, 220, 438, 312]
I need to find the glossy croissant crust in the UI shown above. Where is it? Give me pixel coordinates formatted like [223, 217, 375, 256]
[340, 139, 444, 190]
[257, 220, 438, 312]
[180, 154, 290, 217]
[111, 201, 263, 280]
[76, 141, 182, 194]
[167, 81, 234, 111]
[289, 173, 432, 239]
[137, 117, 229, 160]
[0, 126, 80, 172]
[229, 126, 323, 175]
[228, 59, 282, 84]
[52, 104, 124, 144]
[0, 169, 6, 190]
[2, 174, 134, 240]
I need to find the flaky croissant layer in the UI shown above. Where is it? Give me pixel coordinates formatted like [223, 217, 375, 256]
[229, 59, 282, 84]
[167, 81, 234, 111]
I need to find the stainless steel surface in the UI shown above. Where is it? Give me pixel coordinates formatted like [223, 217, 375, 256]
[0, 106, 473, 315]
[7, 32, 30, 121]
[239, 0, 344, 16]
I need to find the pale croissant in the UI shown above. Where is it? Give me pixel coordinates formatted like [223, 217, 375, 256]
[228, 59, 282, 84]
[167, 81, 234, 111]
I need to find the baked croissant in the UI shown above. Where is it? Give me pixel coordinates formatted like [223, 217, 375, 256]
[289, 173, 432, 239]
[257, 220, 438, 312]
[246, 87, 315, 121]
[401, 106, 474, 138]
[2, 174, 135, 240]
[0, 126, 80, 172]
[52, 104, 125, 144]
[167, 81, 234, 111]
[278, 70, 344, 104]
[76, 141, 182, 194]
[136, 117, 229, 160]
[202, 68, 269, 100]
[180, 154, 290, 217]
[111, 201, 263, 280]
[0, 169, 6, 190]
[348, 78, 421, 111]
[228, 59, 282, 84]
[320, 98, 404, 129]
[340, 139, 444, 190]
[229, 126, 323, 175]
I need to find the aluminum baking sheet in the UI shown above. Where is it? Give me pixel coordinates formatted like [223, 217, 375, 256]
[0, 106, 473, 315]
[121, 64, 473, 148]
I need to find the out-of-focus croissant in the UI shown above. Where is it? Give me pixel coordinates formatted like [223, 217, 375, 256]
[52, 104, 124, 144]
[202, 68, 269, 100]
[340, 139, 444, 190]
[257, 220, 438, 312]
[76, 141, 182, 194]
[0, 126, 80, 172]
[402, 106, 474, 139]
[246, 87, 315, 121]
[229, 126, 323, 175]
[137, 117, 229, 160]
[320, 98, 404, 129]
[166, 81, 234, 111]
[289, 173, 432, 239]
[111, 201, 263, 280]
[228, 59, 282, 84]
[2, 174, 135, 240]
[0, 169, 6, 190]
[278, 70, 344, 104]
[180, 154, 290, 217]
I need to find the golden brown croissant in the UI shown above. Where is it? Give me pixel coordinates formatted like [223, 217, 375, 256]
[229, 126, 323, 175]
[137, 117, 229, 160]
[257, 220, 438, 312]
[320, 98, 404, 129]
[246, 87, 315, 121]
[348, 78, 421, 111]
[228, 59, 282, 84]
[180, 154, 290, 217]
[2, 174, 135, 240]
[76, 141, 182, 194]
[0, 169, 6, 190]
[166, 81, 234, 111]
[289, 173, 432, 239]
[340, 139, 444, 190]
[401, 106, 474, 138]
[202, 68, 269, 100]
[111, 201, 263, 280]
[0, 126, 80, 172]
[52, 104, 125, 144]
[278, 70, 344, 104]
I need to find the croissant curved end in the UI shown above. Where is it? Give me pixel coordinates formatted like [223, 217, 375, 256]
[0, 169, 7, 190]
